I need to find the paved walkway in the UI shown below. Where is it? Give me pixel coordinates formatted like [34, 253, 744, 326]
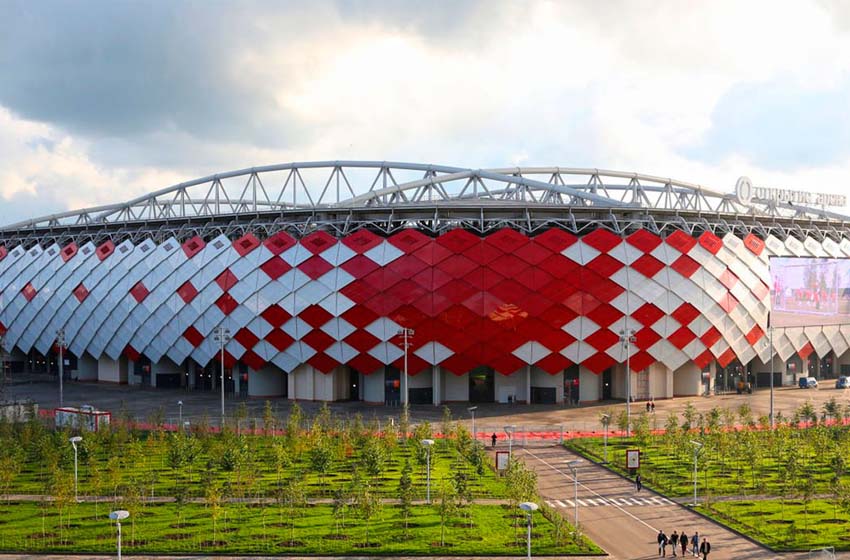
[519, 444, 834, 560]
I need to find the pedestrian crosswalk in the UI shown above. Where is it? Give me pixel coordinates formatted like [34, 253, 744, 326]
[546, 495, 675, 508]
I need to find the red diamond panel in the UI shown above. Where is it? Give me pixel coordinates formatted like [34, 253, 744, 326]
[583, 352, 616, 374]
[586, 254, 625, 278]
[538, 254, 580, 279]
[348, 352, 383, 374]
[61, 243, 77, 263]
[671, 254, 700, 278]
[743, 233, 765, 256]
[585, 303, 622, 328]
[342, 229, 383, 254]
[718, 268, 739, 290]
[215, 293, 238, 315]
[298, 256, 333, 280]
[437, 354, 474, 375]
[386, 255, 429, 279]
[717, 347, 736, 367]
[633, 303, 664, 326]
[308, 352, 339, 373]
[241, 350, 265, 371]
[634, 327, 662, 350]
[463, 242, 501, 266]
[261, 305, 291, 328]
[266, 329, 295, 352]
[412, 267, 453, 291]
[260, 257, 292, 280]
[582, 229, 621, 253]
[487, 254, 529, 278]
[666, 230, 697, 253]
[627, 229, 662, 253]
[233, 233, 261, 256]
[216, 269, 239, 291]
[693, 349, 713, 369]
[700, 326, 722, 348]
[564, 291, 601, 315]
[264, 232, 297, 255]
[490, 353, 525, 375]
[463, 267, 503, 292]
[234, 327, 260, 350]
[363, 268, 402, 291]
[584, 275, 624, 303]
[344, 329, 381, 353]
[539, 306, 578, 329]
[671, 303, 700, 326]
[220, 350, 237, 369]
[301, 231, 336, 254]
[302, 330, 335, 352]
[388, 229, 430, 253]
[385, 279, 427, 306]
[299, 304, 333, 328]
[752, 281, 769, 301]
[698, 231, 723, 255]
[436, 254, 478, 278]
[485, 301, 527, 328]
[441, 328, 477, 353]
[515, 241, 551, 265]
[437, 229, 479, 253]
[536, 353, 573, 374]
[668, 326, 697, 349]
[486, 229, 529, 253]
[745, 325, 764, 346]
[341, 254, 380, 279]
[585, 328, 619, 352]
[537, 328, 575, 352]
[130, 281, 149, 303]
[628, 350, 656, 372]
[341, 305, 379, 329]
[177, 281, 198, 304]
[534, 229, 577, 252]
[489, 279, 529, 305]
[96, 240, 115, 261]
[527, 268, 555, 291]
[798, 342, 815, 360]
[630, 254, 665, 278]
[0, 322, 6, 336]
[364, 292, 402, 316]
[73, 283, 89, 303]
[391, 353, 430, 376]
[182, 236, 205, 258]
[718, 293, 738, 314]
[439, 305, 478, 329]
[124, 345, 141, 362]
[183, 326, 204, 347]
[522, 293, 555, 316]
[412, 242, 453, 266]
[0, 246, 7, 261]
[389, 304, 428, 329]
[540, 279, 578, 303]
[341, 279, 380, 304]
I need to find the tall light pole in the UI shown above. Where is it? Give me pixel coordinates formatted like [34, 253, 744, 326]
[618, 328, 636, 436]
[397, 328, 414, 407]
[769, 325, 775, 429]
[213, 326, 230, 427]
[519, 501, 539, 559]
[565, 459, 583, 530]
[70, 436, 82, 501]
[177, 400, 183, 429]
[421, 439, 434, 503]
[468, 406, 478, 444]
[690, 441, 703, 506]
[56, 328, 66, 407]
[109, 510, 130, 560]
[504, 425, 515, 460]
[600, 414, 610, 464]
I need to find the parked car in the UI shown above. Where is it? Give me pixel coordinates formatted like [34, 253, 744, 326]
[836, 376, 850, 389]
[799, 376, 819, 389]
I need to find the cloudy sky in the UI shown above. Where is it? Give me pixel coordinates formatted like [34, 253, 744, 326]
[1, 0, 850, 225]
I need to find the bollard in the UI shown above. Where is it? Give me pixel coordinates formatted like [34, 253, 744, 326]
[560, 424, 564, 444]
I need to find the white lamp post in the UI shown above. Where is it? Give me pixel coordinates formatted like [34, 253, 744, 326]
[109, 510, 130, 560]
[504, 424, 516, 460]
[70, 436, 82, 500]
[212, 327, 230, 427]
[618, 328, 636, 436]
[397, 328, 414, 406]
[468, 406, 478, 444]
[421, 439, 435, 503]
[565, 459, 583, 529]
[769, 325, 775, 429]
[56, 328, 66, 407]
[177, 400, 183, 429]
[690, 440, 703, 506]
[600, 414, 610, 464]
[519, 501, 539, 559]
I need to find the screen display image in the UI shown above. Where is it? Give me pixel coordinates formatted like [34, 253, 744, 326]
[770, 257, 850, 328]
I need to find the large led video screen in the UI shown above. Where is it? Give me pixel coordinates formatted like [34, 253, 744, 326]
[770, 257, 850, 328]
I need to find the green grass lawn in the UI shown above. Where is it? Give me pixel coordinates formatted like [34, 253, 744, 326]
[0, 501, 602, 555]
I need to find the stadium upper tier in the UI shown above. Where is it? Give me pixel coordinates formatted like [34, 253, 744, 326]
[1, 162, 848, 245]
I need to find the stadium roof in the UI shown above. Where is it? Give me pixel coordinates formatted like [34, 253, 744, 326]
[2, 161, 849, 243]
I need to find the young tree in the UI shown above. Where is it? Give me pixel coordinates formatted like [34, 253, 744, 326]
[206, 482, 223, 546]
[354, 482, 381, 547]
[682, 402, 698, 431]
[397, 459, 414, 537]
[262, 400, 277, 435]
[282, 477, 306, 544]
[332, 488, 349, 537]
[235, 401, 249, 435]
[437, 477, 457, 547]
[309, 434, 334, 491]
[361, 435, 387, 478]
[399, 404, 410, 444]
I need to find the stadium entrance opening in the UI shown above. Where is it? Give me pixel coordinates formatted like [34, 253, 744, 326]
[469, 366, 495, 403]
[564, 365, 580, 405]
[384, 365, 400, 405]
[347, 367, 360, 401]
[602, 368, 612, 400]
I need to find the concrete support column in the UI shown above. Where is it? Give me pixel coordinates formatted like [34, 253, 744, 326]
[432, 365, 441, 405]
[525, 365, 531, 405]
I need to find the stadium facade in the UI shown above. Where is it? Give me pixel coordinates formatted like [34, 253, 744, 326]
[0, 161, 848, 405]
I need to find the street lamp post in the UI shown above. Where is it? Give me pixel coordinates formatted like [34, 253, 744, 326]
[519, 502, 539, 559]
[504, 425, 516, 460]
[618, 328, 636, 436]
[769, 325, 775, 429]
[468, 406, 478, 445]
[421, 439, 435, 503]
[397, 328, 414, 407]
[109, 510, 130, 560]
[600, 414, 610, 464]
[213, 327, 230, 427]
[56, 328, 66, 407]
[177, 400, 183, 429]
[690, 441, 703, 506]
[70, 436, 82, 501]
[565, 460, 583, 530]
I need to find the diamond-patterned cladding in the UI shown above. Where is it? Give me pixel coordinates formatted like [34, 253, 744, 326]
[177, 281, 199, 304]
[215, 293, 238, 315]
[630, 254, 665, 278]
[130, 282, 149, 303]
[301, 231, 337, 254]
[264, 232, 297, 255]
[261, 305, 291, 328]
[260, 257, 292, 280]
[298, 256, 334, 280]
[216, 269, 239, 291]
[73, 283, 89, 303]
[299, 304, 333, 328]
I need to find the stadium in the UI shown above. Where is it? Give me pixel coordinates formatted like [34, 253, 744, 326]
[0, 161, 848, 406]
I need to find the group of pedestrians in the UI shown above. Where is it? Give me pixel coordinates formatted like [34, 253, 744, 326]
[657, 530, 710, 559]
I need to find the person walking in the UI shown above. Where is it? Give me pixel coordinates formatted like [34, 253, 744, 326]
[670, 530, 679, 556]
[657, 530, 668, 557]
[690, 532, 699, 557]
[491, 433, 497, 448]
[699, 537, 710, 560]
[635, 472, 642, 492]
[679, 530, 688, 556]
